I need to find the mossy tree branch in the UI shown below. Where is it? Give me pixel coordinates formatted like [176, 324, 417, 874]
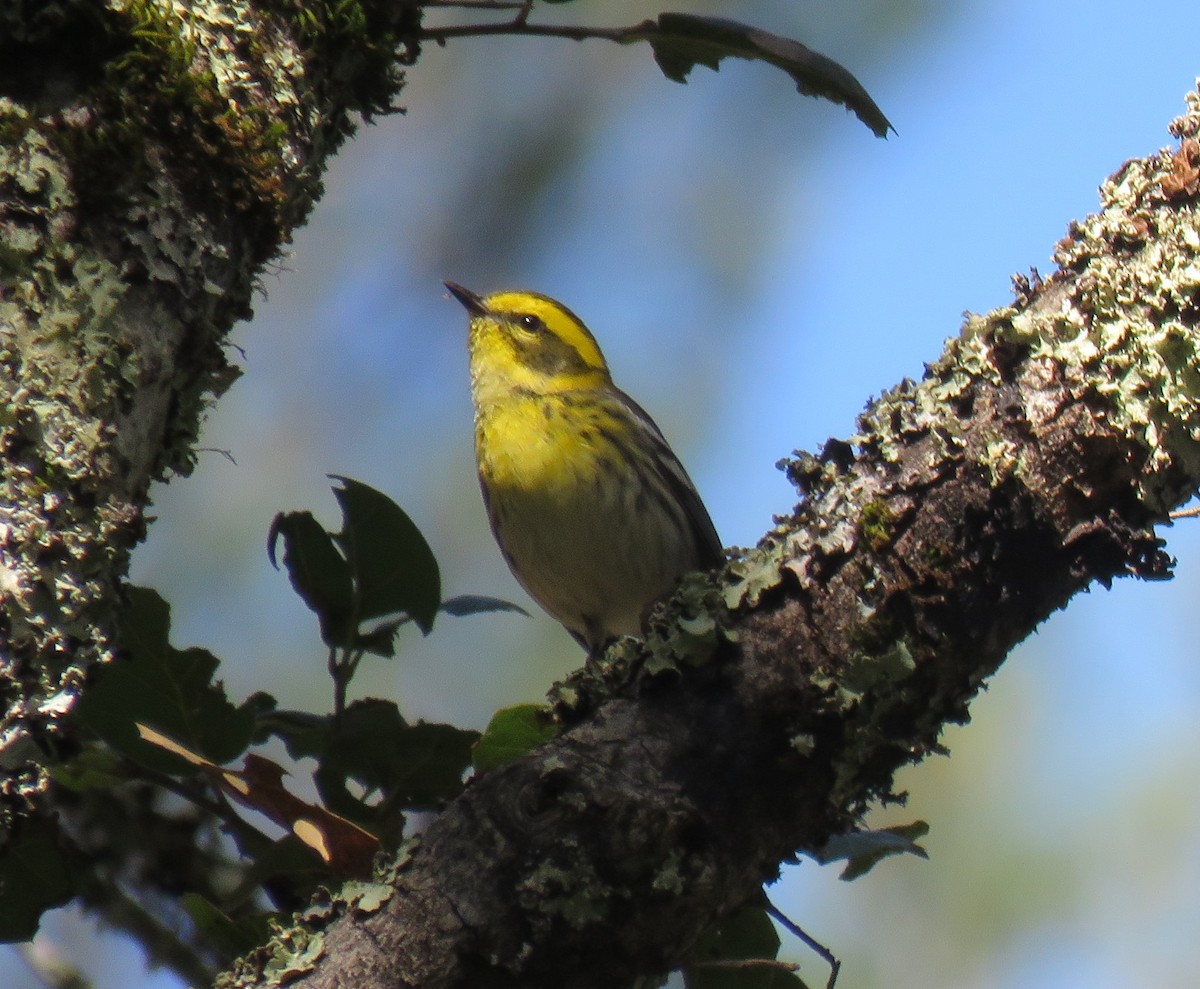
[217, 92, 1200, 989]
[0, 0, 418, 819]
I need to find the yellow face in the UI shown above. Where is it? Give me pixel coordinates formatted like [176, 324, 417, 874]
[446, 283, 613, 403]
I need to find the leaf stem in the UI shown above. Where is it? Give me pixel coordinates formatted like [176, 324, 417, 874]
[330, 645, 367, 720]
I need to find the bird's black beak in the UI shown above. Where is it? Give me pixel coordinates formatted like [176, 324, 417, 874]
[444, 281, 488, 317]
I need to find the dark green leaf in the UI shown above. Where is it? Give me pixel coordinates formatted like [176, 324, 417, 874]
[645, 14, 892, 138]
[0, 825, 75, 942]
[182, 894, 275, 961]
[268, 510, 355, 646]
[440, 594, 529, 618]
[811, 821, 929, 880]
[319, 698, 408, 789]
[353, 617, 408, 658]
[286, 700, 477, 826]
[255, 708, 332, 759]
[75, 587, 259, 773]
[223, 834, 338, 909]
[472, 703, 557, 772]
[686, 905, 807, 989]
[47, 743, 132, 792]
[385, 721, 480, 808]
[260, 700, 478, 830]
[330, 476, 441, 634]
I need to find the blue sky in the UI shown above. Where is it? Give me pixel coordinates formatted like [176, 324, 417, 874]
[9, 2, 1200, 987]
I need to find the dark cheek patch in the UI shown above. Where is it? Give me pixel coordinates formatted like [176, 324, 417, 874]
[513, 329, 587, 376]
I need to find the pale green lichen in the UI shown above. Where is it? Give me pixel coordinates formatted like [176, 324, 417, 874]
[216, 840, 416, 988]
[0, 0, 308, 809]
[0, 105, 144, 737]
[982, 437, 1021, 485]
[1, 0, 419, 807]
[790, 733, 815, 756]
[517, 855, 615, 930]
[650, 849, 686, 896]
[258, 928, 325, 987]
[340, 879, 394, 915]
[719, 87, 1200, 817]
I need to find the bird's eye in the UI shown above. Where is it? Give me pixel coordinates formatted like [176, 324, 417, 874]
[518, 314, 544, 332]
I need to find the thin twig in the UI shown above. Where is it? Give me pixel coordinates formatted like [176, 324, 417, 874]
[766, 900, 841, 989]
[418, 18, 655, 46]
[424, 0, 526, 8]
[329, 644, 346, 719]
[693, 957, 803, 972]
[196, 446, 237, 465]
[1169, 504, 1200, 519]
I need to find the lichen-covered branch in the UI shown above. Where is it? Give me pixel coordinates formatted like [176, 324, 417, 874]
[218, 90, 1200, 989]
[0, 0, 419, 819]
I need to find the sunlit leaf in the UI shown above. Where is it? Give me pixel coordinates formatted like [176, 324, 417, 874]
[136, 726, 380, 878]
[472, 703, 556, 772]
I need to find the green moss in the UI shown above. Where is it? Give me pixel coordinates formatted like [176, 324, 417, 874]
[82, 2, 292, 261]
[267, 0, 423, 119]
[858, 499, 895, 552]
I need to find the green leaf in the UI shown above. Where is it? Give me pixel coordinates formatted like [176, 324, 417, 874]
[75, 587, 263, 773]
[472, 703, 557, 772]
[811, 821, 929, 881]
[255, 708, 330, 758]
[314, 699, 409, 806]
[686, 905, 807, 989]
[0, 825, 76, 942]
[268, 509, 355, 647]
[353, 617, 408, 658]
[182, 894, 275, 961]
[439, 594, 529, 618]
[46, 743, 133, 791]
[644, 14, 892, 138]
[224, 835, 337, 910]
[330, 476, 441, 634]
[384, 721, 480, 808]
[274, 700, 479, 826]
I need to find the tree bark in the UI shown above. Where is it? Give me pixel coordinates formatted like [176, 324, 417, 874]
[217, 92, 1200, 989]
[0, 0, 417, 819]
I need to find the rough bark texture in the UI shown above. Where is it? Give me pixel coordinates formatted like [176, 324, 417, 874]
[217, 95, 1200, 989]
[0, 0, 417, 819]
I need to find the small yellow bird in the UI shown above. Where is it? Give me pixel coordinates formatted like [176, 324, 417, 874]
[445, 282, 723, 653]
